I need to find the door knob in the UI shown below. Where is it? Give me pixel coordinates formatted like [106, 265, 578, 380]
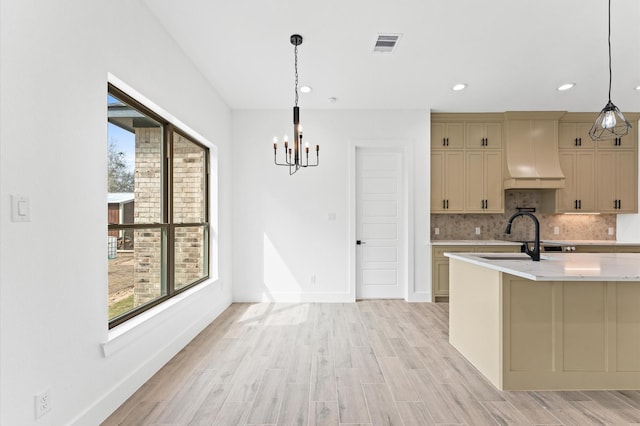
[356, 240, 366, 245]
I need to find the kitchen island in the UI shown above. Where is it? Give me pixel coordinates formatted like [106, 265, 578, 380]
[446, 252, 640, 390]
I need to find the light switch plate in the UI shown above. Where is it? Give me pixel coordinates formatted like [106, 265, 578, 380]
[11, 195, 30, 222]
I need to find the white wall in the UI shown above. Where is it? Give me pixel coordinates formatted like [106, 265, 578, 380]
[616, 118, 640, 242]
[232, 110, 431, 303]
[0, 1, 233, 424]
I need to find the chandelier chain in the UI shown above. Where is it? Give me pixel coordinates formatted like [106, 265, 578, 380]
[294, 44, 299, 107]
[607, 0, 612, 101]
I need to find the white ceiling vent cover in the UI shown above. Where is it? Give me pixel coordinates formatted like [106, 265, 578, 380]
[373, 34, 401, 53]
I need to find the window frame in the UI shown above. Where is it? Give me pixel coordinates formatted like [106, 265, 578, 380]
[108, 83, 210, 329]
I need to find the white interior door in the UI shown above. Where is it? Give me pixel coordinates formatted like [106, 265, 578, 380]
[356, 147, 405, 299]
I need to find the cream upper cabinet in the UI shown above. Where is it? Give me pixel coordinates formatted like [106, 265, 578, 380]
[465, 122, 502, 149]
[558, 123, 594, 150]
[464, 150, 503, 213]
[555, 151, 596, 212]
[596, 150, 638, 213]
[431, 122, 464, 149]
[431, 150, 465, 213]
[597, 132, 636, 149]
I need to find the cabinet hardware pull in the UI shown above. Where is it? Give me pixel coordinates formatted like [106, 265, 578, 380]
[446, 199, 449, 209]
[575, 138, 578, 146]
[574, 200, 578, 209]
[578, 137, 582, 146]
[443, 200, 446, 209]
[578, 200, 581, 209]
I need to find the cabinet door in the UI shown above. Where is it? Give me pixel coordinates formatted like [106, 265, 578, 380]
[465, 151, 485, 211]
[434, 260, 450, 296]
[431, 151, 445, 212]
[432, 123, 464, 149]
[558, 123, 593, 149]
[557, 152, 577, 211]
[597, 151, 638, 213]
[484, 151, 503, 212]
[431, 150, 464, 213]
[616, 152, 637, 213]
[465, 123, 502, 149]
[484, 123, 502, 149]
[577, 123, 594, 149]
[466, 123, 485, 149]
[596, 151, 617, 212]
[465, 151, 503, 213]
[575, 151, 596, 211]
[443, 151, 465, 212]
[598, 132, 635, 149]
[558, 123, 578, 149]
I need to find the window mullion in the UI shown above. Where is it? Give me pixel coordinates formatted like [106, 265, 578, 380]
[165, 124, 174, 297]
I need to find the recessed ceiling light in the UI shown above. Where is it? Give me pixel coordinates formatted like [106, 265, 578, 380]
[452, 83, 467, 91]
[557, 83, 575, 91]
[300, 86, 312, 93]
[635, 86, 640, 91]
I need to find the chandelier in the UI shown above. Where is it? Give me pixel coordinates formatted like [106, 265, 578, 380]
[273, 34, 319, 175]
[589, 0, 632, 141]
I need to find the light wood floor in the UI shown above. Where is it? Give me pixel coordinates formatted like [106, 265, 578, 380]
[103, 301, 640, 425]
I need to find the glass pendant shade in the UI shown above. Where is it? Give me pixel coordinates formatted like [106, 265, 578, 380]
[589, 100, 631, 140]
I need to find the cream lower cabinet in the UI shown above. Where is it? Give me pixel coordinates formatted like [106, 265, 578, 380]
[464, 150, 503, 213]
[574, 245, 640, 253]
[596, 150, 638, 213]
[432, 244, 520, 301]
[431, 150, 465, 213]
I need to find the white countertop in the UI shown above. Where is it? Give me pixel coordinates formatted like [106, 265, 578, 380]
[445, 252, 640, 281]
[431, 240, 522, 246]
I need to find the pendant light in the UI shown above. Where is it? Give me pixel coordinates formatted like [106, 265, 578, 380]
[273, 34, 319, 175]
[589, 0, 632, 141]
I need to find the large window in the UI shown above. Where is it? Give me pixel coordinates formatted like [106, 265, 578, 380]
[107, 84, 209, 328]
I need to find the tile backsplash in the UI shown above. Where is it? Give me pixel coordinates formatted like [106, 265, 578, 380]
[431, 191, 616, 241]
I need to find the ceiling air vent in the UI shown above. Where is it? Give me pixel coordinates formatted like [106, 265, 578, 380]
[373, 34, 401, 53]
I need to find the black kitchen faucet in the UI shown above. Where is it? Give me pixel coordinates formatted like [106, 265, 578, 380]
[505, 212, 541, 261]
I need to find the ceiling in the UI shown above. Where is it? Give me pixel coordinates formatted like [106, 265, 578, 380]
[143, 0, 640, 113]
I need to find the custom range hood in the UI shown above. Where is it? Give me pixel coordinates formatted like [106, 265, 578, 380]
[503, 112, 566, 190]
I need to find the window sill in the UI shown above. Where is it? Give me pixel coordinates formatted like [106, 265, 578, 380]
[101, 278, 218, 357]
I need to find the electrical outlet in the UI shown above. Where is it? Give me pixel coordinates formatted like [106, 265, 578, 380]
[608, 227, 614, 236]
[35, 389, 51, 418]
[553, 226, 559, 235]
[434, 227, 440, 235]
[309, 274, 317, 285]
[475, 227, 481, 235]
